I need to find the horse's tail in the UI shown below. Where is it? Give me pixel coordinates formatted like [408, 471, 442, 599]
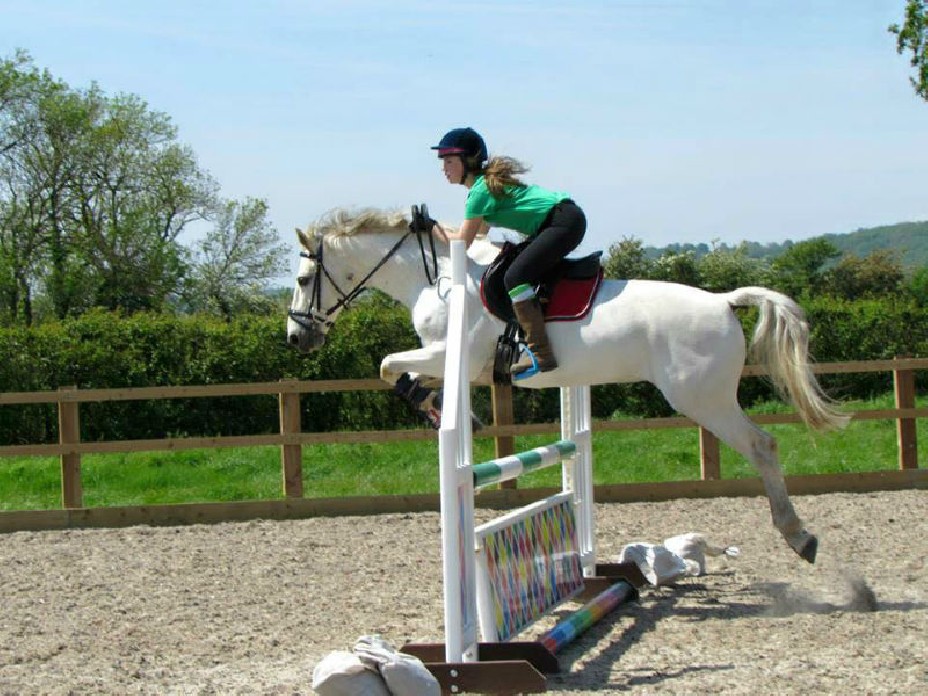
[725, 287, 849, 431]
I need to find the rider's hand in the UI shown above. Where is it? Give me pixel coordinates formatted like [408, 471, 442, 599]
[432, 222, 450, 244]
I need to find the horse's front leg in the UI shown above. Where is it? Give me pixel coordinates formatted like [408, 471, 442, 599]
[381, 344, 488, 430]
[381, 344, 449, 429]
[392, 371, 443, 429]
[380, 343, 448, 385]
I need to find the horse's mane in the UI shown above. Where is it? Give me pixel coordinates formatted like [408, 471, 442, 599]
[303, 206, 500, 263]
[308, 207, 408, 238]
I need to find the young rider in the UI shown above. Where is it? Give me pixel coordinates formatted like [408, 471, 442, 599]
[430, 127, 586, 376]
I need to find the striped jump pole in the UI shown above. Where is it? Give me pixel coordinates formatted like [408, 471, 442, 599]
[538, 581, 638, 655]
[472, 439, 577, 489]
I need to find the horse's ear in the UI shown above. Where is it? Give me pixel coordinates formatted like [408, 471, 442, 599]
[296, 227, 311, 249]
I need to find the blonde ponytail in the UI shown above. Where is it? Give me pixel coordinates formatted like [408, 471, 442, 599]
[481, 156, 529, 197]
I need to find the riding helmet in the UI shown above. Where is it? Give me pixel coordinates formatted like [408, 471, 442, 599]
[431, 127, 488, 165]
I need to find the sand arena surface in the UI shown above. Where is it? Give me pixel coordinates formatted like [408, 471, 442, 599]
[0, 490, 926, 694]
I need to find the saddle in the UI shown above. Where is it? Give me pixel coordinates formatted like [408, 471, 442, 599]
[480, 241, 604, 324]
[481, 241, 604, 384]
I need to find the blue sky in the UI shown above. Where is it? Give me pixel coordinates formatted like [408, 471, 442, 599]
[2, 0, 927, 270]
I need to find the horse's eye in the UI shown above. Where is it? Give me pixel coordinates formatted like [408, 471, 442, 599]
[298, 276, 310, 287]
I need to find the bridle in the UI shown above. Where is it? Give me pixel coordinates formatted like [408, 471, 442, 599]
[288, 205, 439, 332]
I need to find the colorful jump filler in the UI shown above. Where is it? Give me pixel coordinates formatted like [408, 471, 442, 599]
[477, 496, 585, 642]
[402, 241, 639, 695]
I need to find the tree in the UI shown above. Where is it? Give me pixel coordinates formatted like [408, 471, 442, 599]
[890, 0, 928, 101]
[70, 89, 217, 313]
[651, 250, 700, 286]
[768, 238, 840, 298]
[0, 51, 75, 323]
[21, 82, 101, 320]
[823, 250, 904, 300]
[905, 266, 928, 306]
[0, 50, 41, 155]
[0, 51, 219, 321]
[186, 197, 289, 318]
[697, 240, 764, 292]
[603, 237, 653, 280]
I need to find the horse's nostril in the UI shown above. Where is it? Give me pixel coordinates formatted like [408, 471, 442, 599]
[288, 334, 299, 345]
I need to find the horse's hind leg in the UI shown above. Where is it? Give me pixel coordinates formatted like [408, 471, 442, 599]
[672, 398, 817, 563]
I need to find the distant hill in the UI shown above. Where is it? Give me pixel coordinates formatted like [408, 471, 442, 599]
[820, 222, 928, 268]
[644, 221, 928, 269]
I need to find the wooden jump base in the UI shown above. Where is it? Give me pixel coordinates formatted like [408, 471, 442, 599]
[401, 242, 642, 694]
[404, 570, 640, 694]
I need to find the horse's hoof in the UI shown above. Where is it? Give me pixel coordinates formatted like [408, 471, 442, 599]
[798, 535, 818, 564]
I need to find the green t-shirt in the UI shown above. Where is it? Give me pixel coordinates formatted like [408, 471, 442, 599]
[464, 175, 569, 237]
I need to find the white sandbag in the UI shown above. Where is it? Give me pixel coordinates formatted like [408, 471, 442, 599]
[617, 542, 692, 586]
[353, 635, 393, 668]
[663, 532, 741, 575]
[312, 650, 391, 696]
[354, 635, 441, 696]
[379, 656, 441, 696]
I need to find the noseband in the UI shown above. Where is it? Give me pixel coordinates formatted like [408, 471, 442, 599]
[288, 208, 439, 332]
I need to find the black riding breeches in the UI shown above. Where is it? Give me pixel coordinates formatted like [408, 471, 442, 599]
[503, 200, 587, 293]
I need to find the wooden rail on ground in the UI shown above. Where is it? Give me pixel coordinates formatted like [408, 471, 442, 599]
[0, 358, 925, 530]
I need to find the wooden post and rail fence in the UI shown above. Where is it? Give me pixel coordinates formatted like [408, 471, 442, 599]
[0, 358, 925, 532]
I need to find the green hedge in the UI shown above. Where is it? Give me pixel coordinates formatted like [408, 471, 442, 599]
[0, 297, 424, 445]
[1, 296, 926, 445]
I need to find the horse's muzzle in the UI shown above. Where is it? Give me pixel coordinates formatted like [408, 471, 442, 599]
[286, 321, 326, 354]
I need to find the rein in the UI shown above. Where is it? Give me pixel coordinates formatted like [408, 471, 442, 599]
[288, 207, 440, 330]
[413, 203, 439, 285]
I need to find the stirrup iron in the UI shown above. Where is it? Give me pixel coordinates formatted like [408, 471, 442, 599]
[512, 346, 541, 381]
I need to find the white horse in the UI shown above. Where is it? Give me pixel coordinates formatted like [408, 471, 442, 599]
[286, 207, 848, 563]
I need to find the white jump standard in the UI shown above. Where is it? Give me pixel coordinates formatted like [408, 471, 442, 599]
[402, 241, 640, 695]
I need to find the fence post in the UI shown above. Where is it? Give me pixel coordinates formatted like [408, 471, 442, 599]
[58, 386, 82, 509]
[699, 427, 721, 480]
[278, 381, 303, 497]
[491, 383, 517, 489]
[893, 359, 918, 470]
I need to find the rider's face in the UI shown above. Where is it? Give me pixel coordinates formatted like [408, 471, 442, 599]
[441, 155, 465, 185]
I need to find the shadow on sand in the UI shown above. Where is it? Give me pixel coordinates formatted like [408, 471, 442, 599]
[544, 572, 926, 692]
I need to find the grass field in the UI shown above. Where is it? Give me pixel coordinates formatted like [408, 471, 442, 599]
[0, 394, 923, 511]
